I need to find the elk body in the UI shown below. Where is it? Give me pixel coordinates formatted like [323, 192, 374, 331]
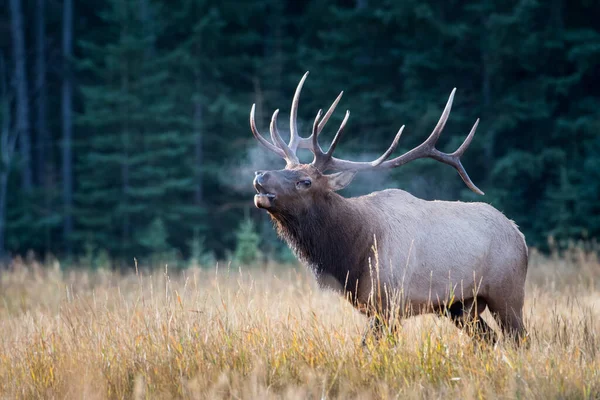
[250, 72, 528, 343]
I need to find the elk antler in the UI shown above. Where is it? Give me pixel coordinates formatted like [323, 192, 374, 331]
[250, 72, 344, 167]
[249, 73, 484, 195]
[317, 89, 484, 195]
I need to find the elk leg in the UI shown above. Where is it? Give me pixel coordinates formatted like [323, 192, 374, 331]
[487, 297, 528, 345]
[361, 315, 384, 346]
[447, 298, 497, 344]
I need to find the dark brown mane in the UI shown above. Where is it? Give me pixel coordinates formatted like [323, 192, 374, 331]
[269, 193, 375, 295]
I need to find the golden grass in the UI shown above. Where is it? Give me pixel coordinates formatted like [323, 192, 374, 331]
[0, 250, 599, 399]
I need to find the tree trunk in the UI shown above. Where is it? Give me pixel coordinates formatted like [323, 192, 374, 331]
[480, 15, 494, 173]
[193, 90, 203, 204]
[9, 0, 32, 192]
[36, 0, 52, 251]
[122, 130, 130, 250]
[62, 0, 74, 254]
[120, 6, 131, 251]
[193, 29, 203, 204]
[0, 172, 7, 260]
[35, 0, 48, 187]
[121, 113, 131, 251]
[0, 53, 17, 261]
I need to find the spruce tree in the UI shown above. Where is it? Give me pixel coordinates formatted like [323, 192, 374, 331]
[76, 0, 199, 258]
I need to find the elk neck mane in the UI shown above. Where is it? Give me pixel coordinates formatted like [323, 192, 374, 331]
[268, 192, 376, 292]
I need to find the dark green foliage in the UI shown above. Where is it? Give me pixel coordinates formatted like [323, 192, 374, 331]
[188, 230, 216, 267]
[233, 218, 261, 265]
[75, 0, 203, 258]
[0, 0, 598, 261]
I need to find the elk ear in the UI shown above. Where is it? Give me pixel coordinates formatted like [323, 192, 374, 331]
[326, 171, 357, 191]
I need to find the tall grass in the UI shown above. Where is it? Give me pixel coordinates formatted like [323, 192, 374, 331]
[0, 249, 599, 399]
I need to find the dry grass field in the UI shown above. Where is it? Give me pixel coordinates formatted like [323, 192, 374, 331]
[0, 248, 599, 399]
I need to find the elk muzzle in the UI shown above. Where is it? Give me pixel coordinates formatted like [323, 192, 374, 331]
[254, 171, 276, 209]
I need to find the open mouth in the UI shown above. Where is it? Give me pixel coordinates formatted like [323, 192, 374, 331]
[254, 181, 275, 209]
[256, 193, 276, 199]
[254, 181, 275, 199]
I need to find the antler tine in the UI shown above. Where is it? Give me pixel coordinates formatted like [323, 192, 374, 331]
[312, 110, 352, 171]
[371, 126, 404, 167]
[288, 72, 309, 153]
[317, 91, 344, 135]
[442, 118, 483, 195]
[311, 109, 324, 152]
[271, 109, 299, 165]
[293, 90, 344, 152]
[310, 109, 326, 164]
[452, 118, 479, 157]
[325, 110, 350, 158]
[451, 160, 483, 195]
[425, 88, 455, 146]
[250, 104, 286, 158]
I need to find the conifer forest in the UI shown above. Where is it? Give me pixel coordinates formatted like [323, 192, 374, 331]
[0, 0, 599, 264]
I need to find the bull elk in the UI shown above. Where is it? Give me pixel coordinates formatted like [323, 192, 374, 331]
[250, 72, 528, 344]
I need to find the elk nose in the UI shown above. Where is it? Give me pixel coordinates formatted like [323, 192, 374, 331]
[254, 171, 266, 186]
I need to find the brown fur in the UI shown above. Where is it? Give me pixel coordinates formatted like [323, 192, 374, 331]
[254, 164, 529, 343]
[271, 191, 373, 298]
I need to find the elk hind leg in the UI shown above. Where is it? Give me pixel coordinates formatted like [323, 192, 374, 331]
[487, 297, 527, 345]
[447, 297, 497, 344]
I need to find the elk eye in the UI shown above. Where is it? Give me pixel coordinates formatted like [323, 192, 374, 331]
[296, 179, 311, 188]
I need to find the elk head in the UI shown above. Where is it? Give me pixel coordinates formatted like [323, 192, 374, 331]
[250, 72, 483, 215]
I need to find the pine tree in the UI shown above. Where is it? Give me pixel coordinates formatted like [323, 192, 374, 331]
[233, 218, 260, 265]
[76, 0, 199, 258]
